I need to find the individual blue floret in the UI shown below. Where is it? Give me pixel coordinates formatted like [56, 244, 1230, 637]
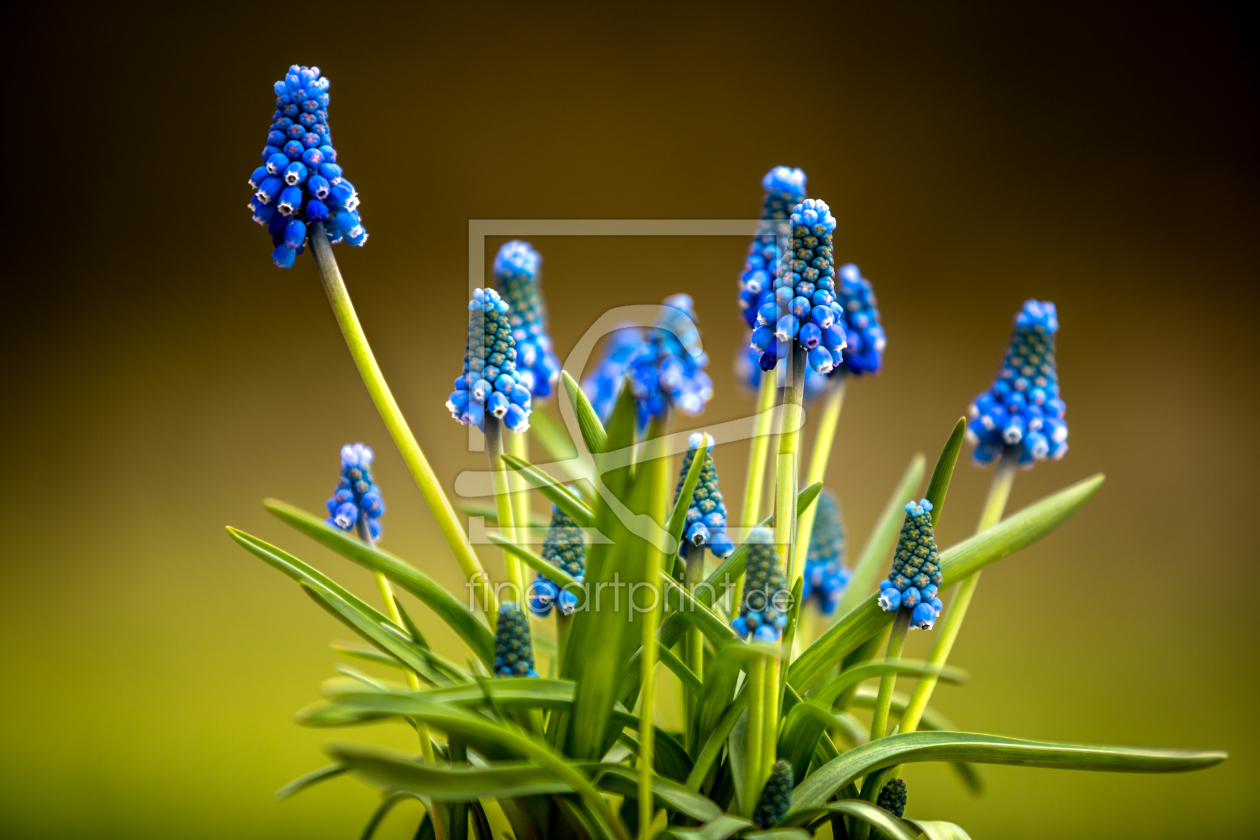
[966, 300, 1067, 467]
[581, 325, 645, 423]
[735, 344, 832, 402]
[739, 166, 808, 328]
[446, 288, 532, 433]
[833, 263, 886, 375]
[750, 199, 848, 375]
[529, 505, 585, 617]
[801, 489, 851, 616]
[622, 295, 714, 428]
[731, 527, 789, 642]
[324, 442, 385, 541]
[492, 602, 539, 678]
[493, 241, 561, 401]
[672, 433, 736, 559]
[877, 499, 943, 630]
[248, 65, 366, 267]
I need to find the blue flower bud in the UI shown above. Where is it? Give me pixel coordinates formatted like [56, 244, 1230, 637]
[877, 587, 901, 611]
[256, 176, 284, 204]
[808, 346, 835, 374]
[335, 211, 366, 246]
[283, 161, 308, 186]
[304, 199, 329, 222]
[266, 152, 290, 175]
[278, 186, 303, 215]
[250, 196, 276, 225]
[283, 219, 306, 250]
[271, 245, 295, 269]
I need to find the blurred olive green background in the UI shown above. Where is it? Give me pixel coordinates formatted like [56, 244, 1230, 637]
[2, 2, 1257, 838]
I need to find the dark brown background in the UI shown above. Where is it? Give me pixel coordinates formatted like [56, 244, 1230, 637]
[2, 3, 1256, 838]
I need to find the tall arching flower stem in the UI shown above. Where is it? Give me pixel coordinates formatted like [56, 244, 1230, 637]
[741, 374, 777, 532]
[638, 416, 669, 839]
[484, 417, 526, 598]
[309, 222, 496, 615]
[506, 431, 532, 549]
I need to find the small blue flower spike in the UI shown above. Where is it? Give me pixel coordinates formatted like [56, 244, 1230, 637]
[324, 443, 385, 541]
[493, 241, 561, 401]
[878, 499, 943, 630]
[672, 433, 737, 559]
[248, 65, 366, 267]
[446, 288, 532, 433]
[731, 527, 789, 642]
[529, 505, 586, 617]
[753, 759, 794, 830]
[582, 325, 645, 423]
[833, 263, 886, 375]
[877, 778, 908, 819]
[801, 488, 852, 616]
[967, 300, 1067, 467]
[739, 166, 808, 328]
[749, 199, 849, 375]
[624, 295, 714, 428]
[493, 602, 539, 678]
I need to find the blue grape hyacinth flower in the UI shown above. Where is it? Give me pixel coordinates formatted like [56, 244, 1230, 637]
[582, 325, 645, 423]
[493, 241, 561, 400]
[966, 300, 1067, 467]
[446, 288, 532, 433]
[731, 527, 789, 643]
[624, 294, 713, 428]
[672, 433, 736, 560]
[878, 500, 944, 630]
[738, 166, 808, 327]
[493, 602, 539, 678]
[801, 488, 851, 616]
[248, 65, 366, 269]
[529, 505, 585, 618]
[833, 263, 886, 375]
[750, 199, 848, 375]
[324, 443, 385, 541]
[753, 760, 794, 830]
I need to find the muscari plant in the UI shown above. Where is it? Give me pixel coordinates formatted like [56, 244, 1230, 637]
[229, 66, 1226, 840]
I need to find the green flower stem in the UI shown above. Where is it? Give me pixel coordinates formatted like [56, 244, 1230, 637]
[744, 653, 766, 816]
[868, 607, 912, 743]
[556, 612, 571, 674]
[638, 417, 669, 840]
[684, 546, 706, 754]
[309, 224, 495, 616]
[506, 431, 532, 552]
[777, 344, 808, 586]
[742, 372, 778, 528]
[792, 374, 847, 578]
[763, 644, 781, 781]
[898, 447, 1019, 736]
[484, 416, 525, 599]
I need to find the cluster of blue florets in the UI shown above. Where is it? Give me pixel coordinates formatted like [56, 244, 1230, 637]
[493, 241, 561, 401]
[833, 264, 886, 375]
[877, 500, 944, 630]
[582, 326, 644, 422]
[446, 289, 532, 433]
[673, 434, 736, 559]
[493, 602, 538, 678]
[529, 505, 585, 617]
[324, 443, 385, 540]
[750, 200, 848, 375]
[738, 166, 808, 326]
[623, 295, 714, 427]
[731, 528, 789, 642]
[753, 760, 794, 830]
[248, 65, 366, 269]
[801, 489, 851, 616]
[735, 346, 831, 401]
[877, 778, 908, 818]
[967, 300, 1068, 467]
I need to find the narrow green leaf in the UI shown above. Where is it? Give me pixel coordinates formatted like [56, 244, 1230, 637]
[527, 406, 593, 486]
[850, 685, 984, 794]
[275, 763, 348, 800]
[501, 454, 594, 526]
[332, 643, 407, 670]
[487, 532, 580, 589]
[359, 791, 427, 840]
[561, 370, 609, 454]
[660, 814, 752, 840]
[812, 660, 967, 708]
[744, 830, 812, 839]
[263, 501, 495, 668]
[694, 645, 762, 745]
[790, 473, 1107, 693]
[455, 501, 551, 528]
[906, 819, 974, 840]
[594, 765, 721, 821]
[791, 730, 1227, 811]
[657, 643, 702, 693]
[776, 800, 915, 840]
[924, 418, 966, 526]
[333, 746, 573, 800]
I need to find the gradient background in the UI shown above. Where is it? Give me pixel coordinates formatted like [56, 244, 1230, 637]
[2, 3, 1257, 838]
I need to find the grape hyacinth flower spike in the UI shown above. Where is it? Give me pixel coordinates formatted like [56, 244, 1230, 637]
[325, 443, 385, 541]
[731, 527, 789, 642]
[750, 199, 848, 375]
[878, 499, 944, 630]
[445, 289, 532, 433]
[966, 299, 1067, 467]
[581, 325, 645, 423]
[493, 241, 561, 400]
[528, 505, 585, 617]
[738, 166, 807, 326]
[624, 294, 714, 428]
[247, 65, 366, 269]
[673, 433, 737, 559]
[801, 488, 851, 616]
[752, 759, 794, 829]
[832, 263, 887, 375]
[492, 602, 539, 678]
[877, 778, 908, 819]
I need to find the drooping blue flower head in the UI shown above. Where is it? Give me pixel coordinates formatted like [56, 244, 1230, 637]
[493, 241, 561, 401]
[735, 344, 832, 402]
[672, 433, 736, 560]
[801, 488, 851, 616]
[324, 443, 385, 541]
[877, 778, 907, 819]
[877, 500, 943, 631]
[247, 65, 366, 269]
[738, 166, 808, 327]
[624, 295, 713, 428]
[749, 200, 849, 376]
[966, 300, 1067, 467]
[492, 602, 539, 678]
[833, 263, 886, 375]
[753, 760, 794, 829]
[529, 505, 585, 618]
[581, 325, 645, 423]
[446, 288, 532, 433]
[730, 527, 789, 643]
